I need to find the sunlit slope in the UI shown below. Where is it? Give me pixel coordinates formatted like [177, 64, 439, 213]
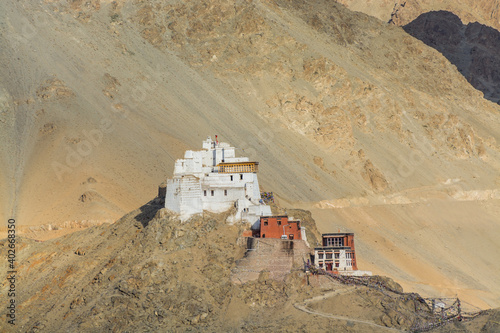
[0, 0, 500, 307]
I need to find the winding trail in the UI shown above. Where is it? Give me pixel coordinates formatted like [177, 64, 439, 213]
[293, 287, 403, 332]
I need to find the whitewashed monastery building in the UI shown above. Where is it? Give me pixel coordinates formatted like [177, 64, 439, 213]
[165, 136, 272, 227]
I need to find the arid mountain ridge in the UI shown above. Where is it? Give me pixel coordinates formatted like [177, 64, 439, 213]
[1, 0, 500, 309]
[338, 0, 500, 30]
[339, 0, 500, 103]
[403, 11, 500, 104]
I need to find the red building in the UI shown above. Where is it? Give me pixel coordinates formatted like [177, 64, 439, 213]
[259, 215, 302, 240]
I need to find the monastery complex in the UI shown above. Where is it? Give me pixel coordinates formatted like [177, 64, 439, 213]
[165, 136, 272, 227]
[163, 137, 370, 276]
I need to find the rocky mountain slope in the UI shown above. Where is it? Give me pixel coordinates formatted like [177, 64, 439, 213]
[403, 11, 500, 104]
[1, 0, 500, 309]
[1, 204, 498, 332]
[337, 0, 500, 31]
[338, 1, 500, 102]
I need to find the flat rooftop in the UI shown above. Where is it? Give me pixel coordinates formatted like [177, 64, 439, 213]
[314, 246, 353, 251]
[322, 233, 354, 237]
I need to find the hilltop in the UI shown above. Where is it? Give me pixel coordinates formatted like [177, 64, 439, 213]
[1, 203, 499, 332]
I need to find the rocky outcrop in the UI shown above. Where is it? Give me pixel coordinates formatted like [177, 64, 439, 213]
[36, 78, 74, 100]
[362, 160, 389, 192]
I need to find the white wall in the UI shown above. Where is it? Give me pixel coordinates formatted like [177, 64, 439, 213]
[314, 249, 354, 271]
[165, 178, 181, 213]
[165, 137, 271, 223]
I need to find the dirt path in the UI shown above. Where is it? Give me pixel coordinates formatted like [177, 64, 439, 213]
[293, 287, 403, 332]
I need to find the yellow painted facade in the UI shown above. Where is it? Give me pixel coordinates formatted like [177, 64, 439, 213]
[218, 162, 259, 173]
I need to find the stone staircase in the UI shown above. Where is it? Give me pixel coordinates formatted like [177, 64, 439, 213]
[231, 238, 312, 284]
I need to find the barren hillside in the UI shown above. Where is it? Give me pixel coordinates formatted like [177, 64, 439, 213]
[337, 0, 500, 30]
[403, 11, 500, 103]
[1, 0, 500, 309]
[1, 205, 499, 332]
[338, 1, 500, 103]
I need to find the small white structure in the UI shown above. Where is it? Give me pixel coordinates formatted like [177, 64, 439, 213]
[165, 136, 272, 227]
[314, 248, 355, 271]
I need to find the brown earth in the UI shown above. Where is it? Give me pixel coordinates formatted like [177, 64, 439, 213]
[1, 203, 499, 332]
[338, 1, 500, 103]
[1, 0, 500, 313]
[337, 0, 500, 31]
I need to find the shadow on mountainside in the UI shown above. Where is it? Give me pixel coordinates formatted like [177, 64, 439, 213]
[134, 199, 164, 228]
[403, 10, 500, 105]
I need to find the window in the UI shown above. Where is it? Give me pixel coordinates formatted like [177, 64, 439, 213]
[224, 189, 227, 196]
[326, 237, 344, 247]
[318, 253, 324, 259]
[263, 219, 268, 226]
[211, 190, 214, 196]
[326, 253, 332, 259]
[277, 219, 281, 226]
[240, 174, 243, 180]
[335, 262, 339, 268]
[230, 175, 233, 181]
[204, 190, 207, 196]
[334, 253, 340, 259]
